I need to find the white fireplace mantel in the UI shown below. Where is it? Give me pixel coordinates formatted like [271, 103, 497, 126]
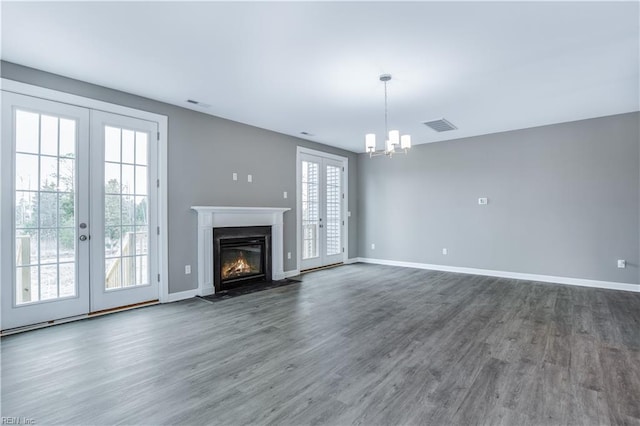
[191, 206, 291, 295]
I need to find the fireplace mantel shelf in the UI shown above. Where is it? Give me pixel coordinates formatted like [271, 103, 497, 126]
[191, 206, 290, 215]
[191, 206, 291, 296]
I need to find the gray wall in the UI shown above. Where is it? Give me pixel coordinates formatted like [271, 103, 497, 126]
[5, 60, 638, 289]
[1, 61, 358, 294]
[358, 112, 640, 285]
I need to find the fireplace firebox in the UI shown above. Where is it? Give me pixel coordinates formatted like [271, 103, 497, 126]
[213, 226, 272, 292]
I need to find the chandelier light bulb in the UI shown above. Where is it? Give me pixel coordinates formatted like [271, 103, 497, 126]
[365, 133, 376, 152]
[401, 134, 411, 150]
[389, 130, 400, 146]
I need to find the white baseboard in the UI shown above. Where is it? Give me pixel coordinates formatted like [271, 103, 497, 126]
[166, 289, 200, 302]
[344, 258, 359, 265]
[356, 257, 640, 293]
[284, 269, 301, 278]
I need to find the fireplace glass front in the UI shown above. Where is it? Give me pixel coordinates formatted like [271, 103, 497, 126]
[213, 226, 272, 292]
[220, 241, 264, 282]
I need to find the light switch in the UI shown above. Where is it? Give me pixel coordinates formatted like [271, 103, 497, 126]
[283, 191, 288, 199]
[248, 174, 253, 183]
[232, 173, 237, 181]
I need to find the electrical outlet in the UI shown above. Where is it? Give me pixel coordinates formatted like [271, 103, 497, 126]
[348, 211, 352, 217]
[287, 252, 291, 260]
[478, 197, 488, 205]
[442, 248, 448, 255]
[617, 259, 626, 269]
[283, 191, 288, 199]
[371, 243, 375, 250]
[185, 265, 191, 274]
[247, 174, 253, 183]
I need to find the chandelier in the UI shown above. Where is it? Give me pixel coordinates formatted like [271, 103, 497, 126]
[365, 74, 411, 157]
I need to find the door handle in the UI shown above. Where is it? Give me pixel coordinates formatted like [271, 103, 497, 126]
[79, 235, 88, 241]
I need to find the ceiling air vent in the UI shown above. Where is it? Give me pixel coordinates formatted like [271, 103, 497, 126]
[186, 99, 211, 108]
[423, 118, 457, 132]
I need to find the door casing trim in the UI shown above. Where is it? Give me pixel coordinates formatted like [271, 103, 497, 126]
[296, 146, 349, 273]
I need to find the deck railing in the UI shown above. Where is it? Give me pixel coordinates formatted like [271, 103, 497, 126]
[105, 232, 147, 289]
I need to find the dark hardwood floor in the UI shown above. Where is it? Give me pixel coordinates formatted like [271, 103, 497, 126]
[2, 263, 639, 425]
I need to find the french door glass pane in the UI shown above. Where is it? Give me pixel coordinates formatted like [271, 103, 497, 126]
[59, 119, 76, 157]
[104, 125, 150, 290]
[326, 165, 341, 256]
[302, 161, 319, 260]
[15, 110, 39, 153]
[14, 109, 77, 305]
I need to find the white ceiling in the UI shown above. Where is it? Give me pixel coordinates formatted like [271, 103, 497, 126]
[2, 1, 638, 153]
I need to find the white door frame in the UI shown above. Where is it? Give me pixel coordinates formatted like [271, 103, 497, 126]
[296, 146, 349, 272]
[0, 79, 169, 329]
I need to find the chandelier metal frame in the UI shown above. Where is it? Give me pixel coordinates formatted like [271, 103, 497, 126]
[365, 74, 411, 158]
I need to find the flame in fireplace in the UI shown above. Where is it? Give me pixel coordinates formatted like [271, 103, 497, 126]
[222, 252, 257, 280]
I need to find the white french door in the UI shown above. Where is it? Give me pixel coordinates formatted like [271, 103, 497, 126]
[1, 93, 91, 329]
[299, 151, 345, 271]
[90, 111, 159, 311]
[1, 92, 159, 330]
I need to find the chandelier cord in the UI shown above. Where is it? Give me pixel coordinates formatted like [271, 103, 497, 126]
[384, 80, 389, 137]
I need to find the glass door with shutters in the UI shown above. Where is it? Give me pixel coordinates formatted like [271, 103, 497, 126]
[1, 93, 90, 330]
[90, 111, 158, 312]
[1, 93, 160, 331]
[299, 152, 345, 271]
